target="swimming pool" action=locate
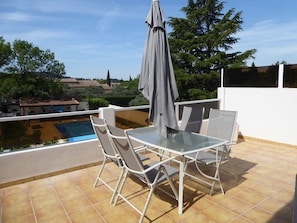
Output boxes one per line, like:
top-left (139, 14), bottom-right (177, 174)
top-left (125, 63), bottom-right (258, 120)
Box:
top-left (55, 121), bottom-right (96, 142)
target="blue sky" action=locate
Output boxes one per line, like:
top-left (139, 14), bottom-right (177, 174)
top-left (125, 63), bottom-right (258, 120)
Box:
top-left (1, 0), bottom-right (297, 80)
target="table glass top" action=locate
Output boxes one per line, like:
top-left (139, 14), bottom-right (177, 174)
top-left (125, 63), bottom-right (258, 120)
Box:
top-left (126, 127), bottom-right (227, 155)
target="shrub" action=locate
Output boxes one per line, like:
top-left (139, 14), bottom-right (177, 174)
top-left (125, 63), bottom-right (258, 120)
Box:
top-left (88, 98), bottom-right (109, 109)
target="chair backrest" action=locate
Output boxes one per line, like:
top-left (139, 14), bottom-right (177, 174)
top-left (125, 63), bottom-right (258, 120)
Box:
top-left (206, 109), bottom-right (237, 143)
top-left (180, 106), bottom-right (204, 133)
top-left (90, 115), bottom-right (116, 157)
top-left (106, 125), bottom-right (144, 173)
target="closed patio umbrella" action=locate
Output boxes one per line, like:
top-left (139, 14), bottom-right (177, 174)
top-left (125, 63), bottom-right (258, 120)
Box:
top-left (139, 0), bottom-right (179, 138)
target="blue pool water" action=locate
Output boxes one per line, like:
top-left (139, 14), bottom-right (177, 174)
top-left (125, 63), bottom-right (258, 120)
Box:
top-left (55, 121), bottom-right (96, 142)
top-left (68, 134), bottom-right (96, 142)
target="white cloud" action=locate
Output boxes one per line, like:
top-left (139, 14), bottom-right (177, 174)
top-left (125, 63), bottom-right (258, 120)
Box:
top-left (237, 20), bottom-right (297, 47)
top-left (3, 30), bottom-right (70, 44)
top-left (232, 19), bottom-right (297, 65)
top-left (0, 12), bottom-right (31, 21)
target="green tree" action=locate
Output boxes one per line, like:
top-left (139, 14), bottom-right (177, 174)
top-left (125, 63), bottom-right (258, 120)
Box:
top-left (0, 74), bottom-right (17, 100)
top-left (0, 36), bottom-right (12, 69)
top-left (106, 70), bottom-right (111, 87)
top-left (7, 39), bottom-right (65, 78)
top-left (120, 76), bottom-right (141, 95)
top-left (168, 0), bottom-right (256, 75)
top-left (0, 38), bottom-right (66, 100)
top-left (166, 0), bottom-right (257, 100)
top-left (274, 60), bottom-right (287, 65)
top-left (107, 83), bottom-right (139, 96)
top-left (88, 98), bottom-right (109, 109)
top-left (129, 94), bottom-right (149, 106)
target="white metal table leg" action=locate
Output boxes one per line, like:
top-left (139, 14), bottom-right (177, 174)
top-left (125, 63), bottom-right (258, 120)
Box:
top-left (178, 157), bottom-right (185, 214)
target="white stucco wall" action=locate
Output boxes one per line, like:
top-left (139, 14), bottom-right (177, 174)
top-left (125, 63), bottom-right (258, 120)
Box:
top-left (0, 139), bottom-right (103, 184)
top-left (218, 87), bottom-right (297, 146)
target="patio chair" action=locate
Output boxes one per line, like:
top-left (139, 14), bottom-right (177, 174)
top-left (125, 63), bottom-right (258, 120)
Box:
top-left (180, 106), bottom-right (204, 133)
top-left (157, 106), bottom-right (205, 159)
top-left (106, 124), bottom-right (179, 223)
top-left (90, 115), bottom-right (149, 202)
top-left (184, 108), bottom-right (238, 195)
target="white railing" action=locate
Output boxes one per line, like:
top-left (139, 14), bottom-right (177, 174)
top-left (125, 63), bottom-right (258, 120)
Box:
top-left (0, 110), bottom-right (102, 185)
top-left (1, 64), bottom-right (296, 186)
top-left (2, 85), bottom-right (295, 186)
top-left (0, 109), bottom-right (99, 122)
top-left (0, 99), bottom-right (219, 185)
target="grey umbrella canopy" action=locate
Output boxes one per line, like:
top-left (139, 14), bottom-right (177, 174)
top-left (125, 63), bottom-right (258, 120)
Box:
top-left (139, 0), bottom-right (179, 138)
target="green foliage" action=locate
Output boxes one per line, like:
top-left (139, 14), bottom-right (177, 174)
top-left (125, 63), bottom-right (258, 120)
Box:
top-left (7, 39), bottom-right (65, 77)
top-left (168, 0), bottom-right (256, 74)
top-left (0, 37), bottom-right (66, 100)
top-left (62, 85), bottom-right (104, 101)
top-left (129, 94), bottom-right (149, 106)
top-left (188, 88), bottom-right (217, 100)
top-left (120, 76), bottom-right (140, 94)
top-left (0, 36), bottom-right (12, 68)
top-left (108, 83), bottom-right (139, 96)
top-left (102, 95), bottom-right (136, 107)
top-left (44, 138), bottom-right (58, 146)
top-left (106, 70), bottom-right (111, 87)
top-left (0, 72), bottom-right (63, 99)
top-left (176, 70), bottom-right (220, 100)
top-left (88, 98), bottom-right (109, 109)
top-left (274, 60), bottom-right (287, 65)
top-left (166, 0), bottom-right (257, 100)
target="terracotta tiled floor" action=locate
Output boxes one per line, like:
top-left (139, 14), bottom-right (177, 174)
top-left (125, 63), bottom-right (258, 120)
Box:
top-left (1, 138), bottom-right (296, 223)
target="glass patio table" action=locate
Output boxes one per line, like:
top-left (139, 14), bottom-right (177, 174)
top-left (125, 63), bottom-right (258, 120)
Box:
top-left (126, 126), bottom-right (228, 214)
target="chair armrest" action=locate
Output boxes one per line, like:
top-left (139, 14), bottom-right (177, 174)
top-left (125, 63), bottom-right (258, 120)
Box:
top-left (126, 157), bottom-right (177, 175)
top-left (142, 157), bottom-right (177, 173)
top-left (134, 145), bottom-right (147, 152)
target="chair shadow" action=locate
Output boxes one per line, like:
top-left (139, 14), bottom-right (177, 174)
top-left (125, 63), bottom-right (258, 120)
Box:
top-left (127, 172), bottom-right (207, 219)
top-left (153, 181), bottom-right (206, 219)
top-left (117, 157), bottom-right (258, 220)
top-left (220, 157), bottom-right (257, 193)
top-left (121, 175), bottom-right (181, 222)
top-left (184, 157), bottom-right (257, 195)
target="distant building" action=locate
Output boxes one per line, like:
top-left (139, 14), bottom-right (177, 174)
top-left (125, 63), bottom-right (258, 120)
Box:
top-left (60, 78), bottom-right (112, 92)
top-left (19, 98), bottom-right (79, 115)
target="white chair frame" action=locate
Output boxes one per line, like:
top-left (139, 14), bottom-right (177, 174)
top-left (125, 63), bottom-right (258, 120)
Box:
top-left (106, 125), bottom-right (179, 223)
top-left (184, 109), bottom-right (238, 195)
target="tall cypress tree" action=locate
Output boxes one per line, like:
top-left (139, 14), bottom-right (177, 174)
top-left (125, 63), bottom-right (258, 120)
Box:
top-left (168, 0), bottom-right (256, 75)
top-left (106, 70), bottom-right (111, 87)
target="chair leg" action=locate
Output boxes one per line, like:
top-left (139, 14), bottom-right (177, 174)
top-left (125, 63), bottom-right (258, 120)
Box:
top-left (110, 167), bottom-right (125, 204)
top-left (209, 178), bottom-right (224, 196)
top-left (113, 170), bottom-right (129, 206)
top-left (93, 157), bottom-right (107, 188)
top-left (212, 165), bottom-right (225, 195)
top-left (209, 181), bottom-right (215, 196)
top-left (193, 160), bottom-right (225, 196)
top-left (139, 186), bottom-right (155, 223)
top-left (219, 180), bottom-right (225, 195)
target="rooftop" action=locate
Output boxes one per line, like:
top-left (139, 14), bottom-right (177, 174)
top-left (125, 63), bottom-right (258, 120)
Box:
top-left (19, 98), bottom-right (79, 107)
top-left (1, 137), bottom-right (295, 223)
top-left (60, 78), bottom-right (112, 90)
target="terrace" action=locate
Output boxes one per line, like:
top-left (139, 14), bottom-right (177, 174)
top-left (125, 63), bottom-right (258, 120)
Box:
top-left (1, 137), bottom-right (295, 223)
top-left (1, 65), bottom-right (297, 222)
